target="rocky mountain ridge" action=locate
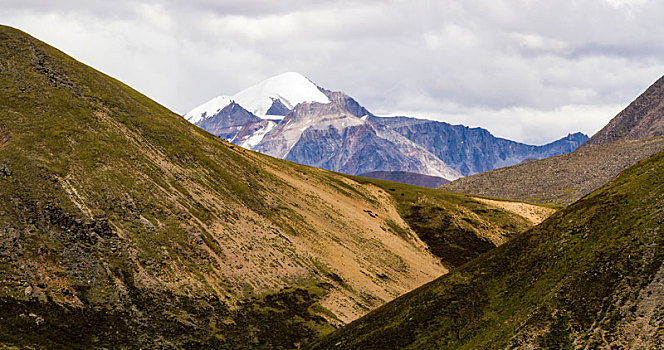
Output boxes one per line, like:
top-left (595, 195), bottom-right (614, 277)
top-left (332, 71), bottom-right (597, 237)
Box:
top-left (185, 73), bottom-right (588, 180)
top-left (584, 75), bottom-right (664, 146)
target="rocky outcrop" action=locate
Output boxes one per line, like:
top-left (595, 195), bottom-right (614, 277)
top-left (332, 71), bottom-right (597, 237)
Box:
top-left (584, 75), bottom-right (664, 146)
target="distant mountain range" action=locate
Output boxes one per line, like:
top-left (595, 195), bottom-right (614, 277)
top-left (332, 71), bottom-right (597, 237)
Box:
top-left (184, 72), bottom-right (588, 180)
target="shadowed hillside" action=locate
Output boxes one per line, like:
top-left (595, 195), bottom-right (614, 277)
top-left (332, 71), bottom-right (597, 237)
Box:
top-left (358, 171), bottom-right (449, 188)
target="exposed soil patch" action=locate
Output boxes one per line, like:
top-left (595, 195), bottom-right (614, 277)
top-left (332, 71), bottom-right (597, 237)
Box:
top-left (473, 198), bottom-right (556, 225)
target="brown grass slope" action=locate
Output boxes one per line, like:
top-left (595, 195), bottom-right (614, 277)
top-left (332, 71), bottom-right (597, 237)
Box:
top-left (0, 26), bottom-right (544, 349)
top-left (343, 176), bottom-right (553, 270)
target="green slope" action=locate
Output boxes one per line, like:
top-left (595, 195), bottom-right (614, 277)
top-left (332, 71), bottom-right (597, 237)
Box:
top-left (0, 25), bottom-right (547, 349)
top-left (315, 149), bottom-right (664, 349)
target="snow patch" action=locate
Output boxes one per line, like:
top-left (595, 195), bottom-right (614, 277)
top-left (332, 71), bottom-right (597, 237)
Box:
top-left (183, 96), bottom-right (231, 124)
top-left (240, 121), bottom-right (277, 149)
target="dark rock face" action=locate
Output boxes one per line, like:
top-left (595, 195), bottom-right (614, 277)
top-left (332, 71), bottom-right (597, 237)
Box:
top-left (196, 101), bottom-right (262, 140)
top-left (585, 75), bottom-right (664, 146)
top-left (369, 116), bottom-right (588, 176)
top-left (266, 98), bottom-right (291, 116)
top-left (285, 124), bottom-right (441, 176)
top-left (358, 171), bottom-right (449, 188)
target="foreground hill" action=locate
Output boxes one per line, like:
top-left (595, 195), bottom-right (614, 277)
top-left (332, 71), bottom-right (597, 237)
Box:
top-left (315, 144), bottom-right (664, 349)
top-left (0, 26), bottom-right (548, 348)
top-left (443, 75), bottom-right (664, 205)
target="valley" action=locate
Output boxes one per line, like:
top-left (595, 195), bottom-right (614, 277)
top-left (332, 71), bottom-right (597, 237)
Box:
top-left (315, 141), bottom-right (664, 349)
top-left (0, 25), bottom-right (552, 349)
top-left (1, 11), bottom-right (663, 349)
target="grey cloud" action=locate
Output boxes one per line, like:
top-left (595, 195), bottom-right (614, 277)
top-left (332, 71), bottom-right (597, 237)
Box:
top-left (1, 0), bottom-right (662, 144)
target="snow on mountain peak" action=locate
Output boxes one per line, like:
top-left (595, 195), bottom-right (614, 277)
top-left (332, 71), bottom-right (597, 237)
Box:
top-left (184, 72), bottom-right (330, 124)
top-left (233, 72), bottom-right (330, 116)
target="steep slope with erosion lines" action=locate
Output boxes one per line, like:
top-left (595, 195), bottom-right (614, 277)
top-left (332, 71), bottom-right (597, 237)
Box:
top-left (0, 26), bottom-right (446, 348)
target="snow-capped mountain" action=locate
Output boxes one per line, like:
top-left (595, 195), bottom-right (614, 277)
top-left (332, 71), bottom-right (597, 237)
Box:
top-left (184, 72), bottom-right (330, 123)
top-left (184, 73), bottom-right (588, 180)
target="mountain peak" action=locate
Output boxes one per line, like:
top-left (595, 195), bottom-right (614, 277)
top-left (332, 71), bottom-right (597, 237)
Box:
top-left (584, 75), bottom-right (664, 146)
top-left (233, 71), bottom-right (330, 115)
top-left (184, 71), bottom-right (330, 123)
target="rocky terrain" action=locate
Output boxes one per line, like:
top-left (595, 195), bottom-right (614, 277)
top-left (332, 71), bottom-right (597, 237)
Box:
top-left (584, 75), bottom-right (664, 146)
top-left (185, 73), bottom-right (587, 181)
top-left (368, 116), bottom-right (588, 176)
top-left (0, 26), bottom-right (551, 349)
top-left (315, 138), bottom-right (664, 350)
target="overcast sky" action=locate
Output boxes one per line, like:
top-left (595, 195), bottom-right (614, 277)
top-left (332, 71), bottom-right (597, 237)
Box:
top-left (2, 0), bottom-right (663, 144)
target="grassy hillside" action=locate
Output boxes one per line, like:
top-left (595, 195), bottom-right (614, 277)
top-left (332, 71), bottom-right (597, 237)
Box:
top-left (443, 136), bottom-right (664, 205)
top-left (315, 148), bottom-right (664, 349)
top-left (0, 26), bottom-right (546, 348)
